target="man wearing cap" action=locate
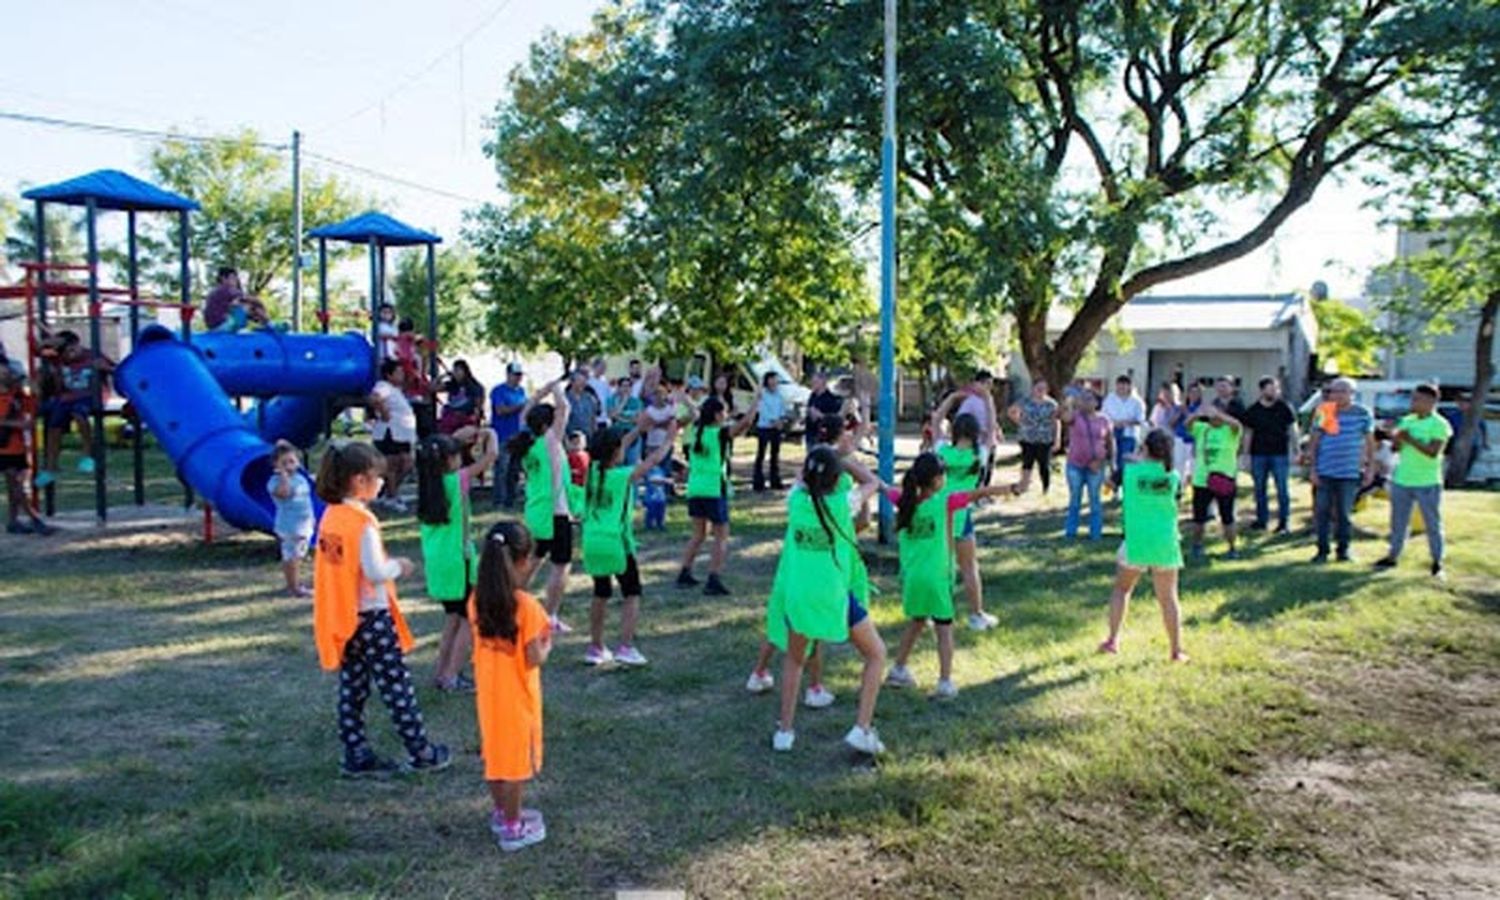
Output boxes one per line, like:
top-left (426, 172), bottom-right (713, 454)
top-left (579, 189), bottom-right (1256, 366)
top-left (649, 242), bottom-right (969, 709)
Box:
top-left (490, 362), bottom-right (528, 508)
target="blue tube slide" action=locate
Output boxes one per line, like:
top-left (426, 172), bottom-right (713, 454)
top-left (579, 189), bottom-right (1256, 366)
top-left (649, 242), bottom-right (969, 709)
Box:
top-left (116, 326), bottom-right (373, 533)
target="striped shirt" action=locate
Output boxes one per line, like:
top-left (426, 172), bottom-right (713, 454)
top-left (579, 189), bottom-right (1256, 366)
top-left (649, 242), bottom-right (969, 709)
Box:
top-left (1314, 403), bottom-right (1373, 478)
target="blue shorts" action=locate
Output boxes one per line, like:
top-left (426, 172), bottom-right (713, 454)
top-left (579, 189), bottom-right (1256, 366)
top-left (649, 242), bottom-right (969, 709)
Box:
top-left (957, 509), bottom-right (976, 542)
top-left (47, 397), bottom-right (95, 429)
top-left (847, 592), bottom-right (869, 627)
top-left (687, 496), bottom-right (728, 525)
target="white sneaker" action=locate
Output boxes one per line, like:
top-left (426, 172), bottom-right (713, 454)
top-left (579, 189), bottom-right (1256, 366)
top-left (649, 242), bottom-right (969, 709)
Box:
top-left (932, 678), bottom-right (958, 700)
top-left (885, 665), bottom-right (916, 689)
top-left (613, 644), bottom-right (648, 667)
top-left (968, 612), bottom-right (999, 631)
top-left (583, 645), bottom-right (613, 666)
top-left (745, 670), bottom-right (775, 693)
top-left (803, 685), bottom-right (836, 709)
top-left (772, 729), bottom-right (795, 752)
top-left (843, 725), bottom-right (886, 755)
top-left (550, 616), bottom-right (574, 635)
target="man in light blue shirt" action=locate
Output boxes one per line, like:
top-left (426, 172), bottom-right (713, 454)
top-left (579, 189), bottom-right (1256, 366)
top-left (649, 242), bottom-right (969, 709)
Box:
top-left (753, 373), bottom-right (788, 491)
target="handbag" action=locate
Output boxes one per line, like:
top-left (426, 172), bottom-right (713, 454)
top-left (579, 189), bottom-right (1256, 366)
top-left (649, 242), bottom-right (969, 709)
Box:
top-left (1207, 471), bottom-right (1236, 499)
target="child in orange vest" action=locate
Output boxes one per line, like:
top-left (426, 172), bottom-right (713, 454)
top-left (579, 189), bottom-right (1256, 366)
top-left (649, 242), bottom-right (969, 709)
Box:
top-left (312, 442), bottom-right (452, 779)
top-left (470, 520), bottom-right (553, 852)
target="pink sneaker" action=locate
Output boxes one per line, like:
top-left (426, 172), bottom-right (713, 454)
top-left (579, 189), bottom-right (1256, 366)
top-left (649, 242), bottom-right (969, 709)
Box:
top-left (490, 809), bottom-right (547, 852)
top-left (1098, 638), bottom-right (1119, 655)
top-left (550, 616), bottom-right (573, 635)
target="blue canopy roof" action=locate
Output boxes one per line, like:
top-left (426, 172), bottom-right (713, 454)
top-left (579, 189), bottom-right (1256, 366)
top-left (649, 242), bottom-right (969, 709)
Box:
top-left (23, 169), bottom-right (199, 213)
top-left (307, 211), bottom-right (442, 247)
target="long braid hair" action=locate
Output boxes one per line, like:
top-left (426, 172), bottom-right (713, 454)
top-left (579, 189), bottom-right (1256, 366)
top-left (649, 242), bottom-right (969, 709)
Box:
top-left (507, 404), bottom-right (554, 460)
top-left (415, 433), bottom-right (460, 525)
top-left (896, 452), bottom-right (946, 533)
top-left (474, 520), bottom-right (536, 642)
top-left (586, 427), bottom-right (623, 510)
top-left (801, 445), bottom-right (850, 566)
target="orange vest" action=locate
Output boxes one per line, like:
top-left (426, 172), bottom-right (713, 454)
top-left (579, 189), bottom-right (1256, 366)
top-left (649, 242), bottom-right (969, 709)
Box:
top-left (312, 502), bottom-right (414, 671)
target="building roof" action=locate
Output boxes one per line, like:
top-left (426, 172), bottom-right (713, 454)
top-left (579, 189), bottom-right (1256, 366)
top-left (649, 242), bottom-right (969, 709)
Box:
top-left (1048, 293), bottom-right (1307, 333)
top-left (307, 211), bottom-right (441, 247)
top-left (23, 169), bottom-right (199, 213)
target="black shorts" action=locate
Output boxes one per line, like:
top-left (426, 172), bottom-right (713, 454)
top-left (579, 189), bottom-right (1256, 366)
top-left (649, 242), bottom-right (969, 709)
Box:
top-left (687, 496), bottom-right (729, 525)
top-left (592, 554), bottom-right (643, 599)
top-left (533, 514), bottom-right (574, 565)
top-left (438, 600), bottom-right (468, 618)
top-left (1019, 441), bottom-right (1052, 472)
top-left (374, 436), bottom-right (412, 457)
top-left (0, 453), bottom-right (26, 473)
top-left (1191, 485), bottom-right (1235, 525)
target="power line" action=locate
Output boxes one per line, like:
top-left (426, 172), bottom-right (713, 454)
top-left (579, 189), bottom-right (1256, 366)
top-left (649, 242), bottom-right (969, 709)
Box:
top-left (322, 0), bottom-right (516, 129)
top-left (0, 109), bottom-right (288, 150)
top-left (303, 151), bottom-right (489, 206)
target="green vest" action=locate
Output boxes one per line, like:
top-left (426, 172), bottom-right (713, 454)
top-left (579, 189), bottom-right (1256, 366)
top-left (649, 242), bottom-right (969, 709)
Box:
top-left (1191, 420), bottom-right (1240, 488)
top-left (898, 490), bottom-right (955, 620)
top-left (522, 437), bottom-right (557, 539)
top-left (1122, 460), bottom-right (1183, 568)
top-left (766, 486), bottom-right (858, 650)
top-left (937, 443), bottom-right (981, 535)
top-left (582, 465), bottom-right (637, 577)
top-left (419, 471), bottom-right (476, 601)
top-left (685, 424), bottom-right (726, 499)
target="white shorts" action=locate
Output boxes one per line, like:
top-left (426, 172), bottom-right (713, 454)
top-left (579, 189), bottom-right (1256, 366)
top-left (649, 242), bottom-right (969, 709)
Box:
top-left (279, 534), bottom-right (311, 562)
top-left (1115, 542), bottom-right (1181, 574)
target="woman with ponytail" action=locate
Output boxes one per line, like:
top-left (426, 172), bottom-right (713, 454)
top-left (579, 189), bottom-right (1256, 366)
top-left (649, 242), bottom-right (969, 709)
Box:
top-left (884, 452), bottom-right (1014, 700)
top-left (676, 392), bottom-right (760, 596)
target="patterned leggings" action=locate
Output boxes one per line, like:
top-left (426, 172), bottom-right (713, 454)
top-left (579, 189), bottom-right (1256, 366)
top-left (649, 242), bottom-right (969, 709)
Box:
top-left (337, 610), bottom-right (431, 760)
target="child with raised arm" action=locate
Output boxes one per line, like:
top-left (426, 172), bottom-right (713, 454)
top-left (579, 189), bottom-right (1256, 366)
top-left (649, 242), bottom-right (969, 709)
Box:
top-left (508, 379), bottom-right (573, 631)
top-left (312, 442), bottom-right (452, 778)
top-left (472, 520), bottom-right (552, 852)
top-left (581, 416), bottom-right (679, 667)
top-left (415, 426), bottom-right (498, 692)
top-left (884, 453), bottom-right (1015, 700)
top-left (930, 391), bottom-right (1000, 630)
top-left (676, 393), bottom-right (760, 596)
top-left (1099, 429), bottom-right (1188, 661)
top-left (268, 439), bottom-right (316, 596)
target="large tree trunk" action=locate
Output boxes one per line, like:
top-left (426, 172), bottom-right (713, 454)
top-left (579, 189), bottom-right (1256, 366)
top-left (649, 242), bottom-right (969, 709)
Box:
top-left (1446, 290), bottom-right (1498, 487)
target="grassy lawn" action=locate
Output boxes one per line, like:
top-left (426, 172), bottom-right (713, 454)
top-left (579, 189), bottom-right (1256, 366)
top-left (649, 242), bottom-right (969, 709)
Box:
top-left (2, 441), bottom-right (1498, 898)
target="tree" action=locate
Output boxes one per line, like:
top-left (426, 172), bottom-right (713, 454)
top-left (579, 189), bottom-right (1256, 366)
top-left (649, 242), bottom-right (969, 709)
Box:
top-left (136, 131), bottom-right (367, 322)
top-left (389, 243), bottom-right (484, 354)
top-left (492, 1), bottom-right (1494, 394)
top-left (1311, 296), bottom-right (1383, 376)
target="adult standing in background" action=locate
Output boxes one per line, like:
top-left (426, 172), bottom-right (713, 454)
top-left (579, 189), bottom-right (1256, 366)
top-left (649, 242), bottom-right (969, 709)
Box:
top-left (1061, 390), bottom-right (1113, 541)
top-left (805, 371), bottom-right (845, 448)
top-left (1150, 383), bottom-right (1190, 483)
top-left (1307, 377), bottom-right (1375, 563)
top-left (489, 362), bottom-right (527, 508)
top-left (1241, 377), bottom-right (1299, 533)
top-left (957, 370), bottom-right (1000, 485)
top-left (753, 371), bottom-right (788, 492)
top-left (712, 372), bottom-right (738, 482)
top-left (1213, 375), bottom-right (1247, 420)
top-left (1102, 375), bottom-right (1146, 490)
top-left (564, 369), bottom-right (601, 439)
top-left (588, 358), bottom-right (614, 429)
top-left (1009, 378), bottom-right (1059, 496)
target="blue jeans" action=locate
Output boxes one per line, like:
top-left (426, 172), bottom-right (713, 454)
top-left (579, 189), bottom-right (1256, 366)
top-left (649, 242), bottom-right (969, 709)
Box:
top-left (491, 443), bottom-right (516, 508)
top-left (1112, 430), bottom-right (1136, 486)
top-left (1065, 463), bottom-right (1104, 539)
top-left (1313, 476), bottom-right (1358, 557)
top-left (1250, 454), bottom-right (1290, 528)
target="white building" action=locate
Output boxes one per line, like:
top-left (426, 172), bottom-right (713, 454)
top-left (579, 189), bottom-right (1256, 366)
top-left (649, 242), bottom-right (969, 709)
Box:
top-left (1375, 227), bottom-right (1500, 388)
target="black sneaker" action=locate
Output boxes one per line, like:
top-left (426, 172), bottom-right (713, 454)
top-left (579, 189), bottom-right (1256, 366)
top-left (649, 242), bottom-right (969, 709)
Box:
top-left (30, 520), bottom-right (57, 536)
top-left (1372, 556), bottom-right (1397, 569)
top-left (1431, 562), bottom-right (1445, 580)
top-left (340, 750), bottom-right (402, 780)
top-left (703, 575), bottom-right (731, 596)
top-left (1273, 524), bottom-right (1290, 535)
top-left (1310, 553), bottom-right (1329, 565)
top-left (6, 520), bottom-right (33, 535)
top-left (676, 569), bottom-right (700, 588)
top-left (406, 743), bottom-right (453, 774)
top-left (1336, 552), bottom-right (1355, 563)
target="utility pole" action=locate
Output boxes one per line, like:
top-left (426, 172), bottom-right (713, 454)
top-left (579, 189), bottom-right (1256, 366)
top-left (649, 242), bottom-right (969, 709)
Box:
top-left (878, 0), bottom-right (898, 543)
top-left (291, 129), bottom-right (303, 332)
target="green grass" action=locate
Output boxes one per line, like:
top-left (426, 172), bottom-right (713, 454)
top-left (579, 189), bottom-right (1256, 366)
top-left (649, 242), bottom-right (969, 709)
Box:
top-left (3, 443), bottom-right (1498, 898)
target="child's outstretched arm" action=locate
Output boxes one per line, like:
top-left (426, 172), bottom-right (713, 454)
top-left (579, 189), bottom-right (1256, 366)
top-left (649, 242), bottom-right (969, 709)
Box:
top-left (929, 391), bottom-right (962, 443)
top-left (631, 419), bottom-right (681, 481)
top-left (729, 391), bottom-right (761, 438)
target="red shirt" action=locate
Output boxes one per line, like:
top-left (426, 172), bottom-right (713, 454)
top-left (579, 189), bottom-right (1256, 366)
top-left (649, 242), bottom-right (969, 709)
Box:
top-left (567, 450), bottom-right (589, 487)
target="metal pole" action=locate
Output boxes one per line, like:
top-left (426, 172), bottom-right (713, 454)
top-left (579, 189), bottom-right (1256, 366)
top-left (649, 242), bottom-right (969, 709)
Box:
top-left (179, 208), bottom-right (194, 509)
top-left (368, 238), bottom-right (380, 373)
top-left (85, 199), bottom-right (106, 525)
top-left (34, 201), bottom-right (54, 517)
top-left (877, 0), bottom-right (898, 543)
top-left (318, 237), bottom-right (329, 334)
top-left (426, 242), bottom-right (438, 384)
top-left (291, 129), bottom-right (303, 332)
top-left (128, 210), bottom-right (144, 505)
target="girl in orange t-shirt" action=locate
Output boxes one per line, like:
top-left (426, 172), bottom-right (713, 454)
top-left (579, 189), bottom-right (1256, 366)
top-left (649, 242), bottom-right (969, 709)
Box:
top-left (470, 520), bottom-right (552, 852)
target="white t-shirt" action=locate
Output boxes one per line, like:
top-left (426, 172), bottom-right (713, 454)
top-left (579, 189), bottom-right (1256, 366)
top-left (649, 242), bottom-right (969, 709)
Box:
top-left (370, 380), bottom-right (417, 444)
top-left (1102, 393), bottom-right (1146, 443)
top-left (957, 390), bottom-right (994, 447)
top-left (644, 403), bottom-right (677, 449)
top-left (588, 376), bottom-right (614, 424)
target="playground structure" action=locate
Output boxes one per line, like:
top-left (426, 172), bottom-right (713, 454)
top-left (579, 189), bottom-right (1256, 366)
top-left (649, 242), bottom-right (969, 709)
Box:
top-left (10, 169), bottom-right (443, 534)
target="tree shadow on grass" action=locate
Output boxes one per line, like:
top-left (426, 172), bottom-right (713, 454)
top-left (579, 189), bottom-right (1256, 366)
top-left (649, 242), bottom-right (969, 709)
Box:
top-left (1196, 559), bottom-right (1378, 624)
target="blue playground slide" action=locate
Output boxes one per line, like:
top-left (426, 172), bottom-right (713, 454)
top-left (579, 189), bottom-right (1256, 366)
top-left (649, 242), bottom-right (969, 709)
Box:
top-left (115, 325), bottom-right (375, 533)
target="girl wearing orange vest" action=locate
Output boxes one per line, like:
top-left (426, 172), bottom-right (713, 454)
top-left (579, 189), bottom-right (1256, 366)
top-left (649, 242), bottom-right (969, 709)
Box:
top-left (470, 520), bottom-right (553, 852)
top-left (313, 442), bottom-right (452, 779)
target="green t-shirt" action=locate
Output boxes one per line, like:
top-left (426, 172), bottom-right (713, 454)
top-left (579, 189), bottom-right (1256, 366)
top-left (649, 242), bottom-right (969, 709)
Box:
top-left (1121, 460), bottom-right (1183, 568)
top-left (419, 470), bottom-right (477, 600)
top-left (685, 424), bottom-right (727, 499)
top-left (937, 443), bottom-right (981, 535)
top-left (1190, 419), bottom-right (1241, 488)
top-left (522, 437), bottom-right (558, 539)
top-left (898, 490), bottom-right (955, 620)
top-left (1393, 412), bottom-right (1452, 487)
top-left (581, 464), bottom-right (637, 576)
top-left (765, 485), bottom-right (859, 650)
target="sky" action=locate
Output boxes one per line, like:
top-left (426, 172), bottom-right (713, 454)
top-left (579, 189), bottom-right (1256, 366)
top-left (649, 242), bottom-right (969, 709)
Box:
top-left (2, 0), bottom-right (1397, 302)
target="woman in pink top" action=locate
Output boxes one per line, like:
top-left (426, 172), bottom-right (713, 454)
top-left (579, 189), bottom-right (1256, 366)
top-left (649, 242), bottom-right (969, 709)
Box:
top-left (1061, 390), bottom-right (1114, 539)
